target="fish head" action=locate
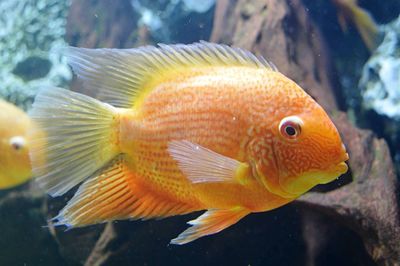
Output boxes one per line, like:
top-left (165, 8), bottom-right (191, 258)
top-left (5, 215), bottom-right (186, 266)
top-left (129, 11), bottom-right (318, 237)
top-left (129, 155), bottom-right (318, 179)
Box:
top-left (0, 134), bottom-right (32, 188)
top-left (272, 104), bottom-right (348, 198)
top-left (0, 101), bottom-right (33, 188)
top-left (247, 91), bottom-right (348, 199)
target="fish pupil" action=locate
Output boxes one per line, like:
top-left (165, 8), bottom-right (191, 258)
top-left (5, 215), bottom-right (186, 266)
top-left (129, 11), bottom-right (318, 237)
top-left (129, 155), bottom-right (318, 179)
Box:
top-left (12, 142), bottom-right (21, 150)
top-left (9, 136), bottom-right (25, 151)
top-left (285, 126), bottom-right (296, 136)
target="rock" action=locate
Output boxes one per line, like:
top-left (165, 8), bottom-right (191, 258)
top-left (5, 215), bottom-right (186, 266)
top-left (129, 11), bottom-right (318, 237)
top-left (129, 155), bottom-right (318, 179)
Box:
top-left (0, 185), bottom-right (68, 265)
top-left (359, 15), bottom-right (400, 121)
top-left (358, 14), bottom-right (400, 186)
top-left (132, 0), bottom-right (215, 44)
top-left (66, 0), bottom-right (139, 49)
top-left (0, 0), bottom-right (71, 110)
top-left (66, 0), bottom-right (215, 50)
top-left (183, 0), bottom-right (215, 13)
top-left (301, 209), bottom-right (376, 266)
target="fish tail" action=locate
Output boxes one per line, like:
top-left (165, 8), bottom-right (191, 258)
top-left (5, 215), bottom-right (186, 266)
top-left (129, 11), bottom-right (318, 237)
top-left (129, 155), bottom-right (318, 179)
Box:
top-left (30, 87), bottom-right (121, 197)
top-left (350, 6), bottom-right (379, 51)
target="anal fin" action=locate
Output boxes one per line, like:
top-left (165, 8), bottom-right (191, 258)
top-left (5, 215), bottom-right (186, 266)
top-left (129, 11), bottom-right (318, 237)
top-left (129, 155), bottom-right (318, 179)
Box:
top-left (170, 207), bottom-right (249, 245)
top-left (53, 155), bottom-right (195, 228)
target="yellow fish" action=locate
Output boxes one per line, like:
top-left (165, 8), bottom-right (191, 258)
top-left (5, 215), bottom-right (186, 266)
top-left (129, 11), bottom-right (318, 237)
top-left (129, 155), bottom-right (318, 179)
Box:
top-left (0, 100), bottom-right (33, 189)
top-left (30, 42), bottom-right (349, 244)
top-left (333, 0), bottom-right (379, 51)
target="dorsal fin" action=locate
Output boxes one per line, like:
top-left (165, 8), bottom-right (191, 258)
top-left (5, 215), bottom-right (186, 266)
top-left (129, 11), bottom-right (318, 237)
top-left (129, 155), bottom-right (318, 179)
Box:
top-left (62, 41), bottom-right (277, 108)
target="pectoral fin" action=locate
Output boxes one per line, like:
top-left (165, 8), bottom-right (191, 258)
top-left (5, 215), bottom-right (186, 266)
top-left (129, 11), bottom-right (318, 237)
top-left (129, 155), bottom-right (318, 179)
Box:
top-left (168, 140), bottom-right (250, 184)
top-left (170, 207), bottom-right (249, 245)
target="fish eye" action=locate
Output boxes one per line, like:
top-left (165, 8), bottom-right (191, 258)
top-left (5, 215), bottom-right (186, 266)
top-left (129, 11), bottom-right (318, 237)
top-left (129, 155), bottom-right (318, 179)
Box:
top-left (279, 116), bottom-right (303, 139)
top-left (9, 136), bottom-right (26, 151)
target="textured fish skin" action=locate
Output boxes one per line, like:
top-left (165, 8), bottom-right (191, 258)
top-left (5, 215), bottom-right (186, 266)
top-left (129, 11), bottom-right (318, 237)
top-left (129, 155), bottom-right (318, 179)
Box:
top-left (121, 67), bottom-right (311, 212)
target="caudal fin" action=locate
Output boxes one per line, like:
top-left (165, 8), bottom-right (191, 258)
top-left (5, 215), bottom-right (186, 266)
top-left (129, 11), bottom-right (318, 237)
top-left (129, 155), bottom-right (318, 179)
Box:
top-left (30, 87), bottom-right (120, 197)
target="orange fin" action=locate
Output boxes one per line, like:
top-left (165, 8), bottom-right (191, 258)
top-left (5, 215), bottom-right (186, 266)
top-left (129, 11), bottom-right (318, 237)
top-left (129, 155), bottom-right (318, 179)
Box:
top-left (53, 155), bottom-right (195, 228)
top-left (351, 7), bottom-right (379, 51)
top-left (335, 0), bottom-right (379, 51)
top-left (170, 207), bottom-right (249, 245)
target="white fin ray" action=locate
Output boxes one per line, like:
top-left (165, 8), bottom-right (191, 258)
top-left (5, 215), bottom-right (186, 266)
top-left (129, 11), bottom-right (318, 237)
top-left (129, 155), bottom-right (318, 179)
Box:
top-left (29, 87), bottom-right (119, 197)
top-left (168, 140), bottom-right (240, 183)
top-left (61, 41), bottom-right (277, 108)
top-left (170, 208), bottom-right (249, 245)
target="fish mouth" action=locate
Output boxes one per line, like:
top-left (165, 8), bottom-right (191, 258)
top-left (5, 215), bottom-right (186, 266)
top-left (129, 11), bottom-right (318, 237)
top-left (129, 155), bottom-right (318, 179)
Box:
top-left (333, 152), bottom-right (349, 174)
top-left (340, 143), bottom-right (349, 162)
top-left (280, 156), bottom-right (349, 196)
top-left (318, 160), bottom-right (348, 185)
top-left (315, 150), bottom-right (349, 185)
top-left (336, 160), bottom-right (348, 174)
top-left (330, 151), bottom-right (349, 177)
top-left (270, 144), bottom-right (350, 198)
top-left (342, 151), bottom-right (349, 162)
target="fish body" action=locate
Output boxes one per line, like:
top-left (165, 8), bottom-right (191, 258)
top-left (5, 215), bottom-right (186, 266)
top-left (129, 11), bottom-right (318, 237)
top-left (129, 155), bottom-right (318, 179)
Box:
top-left (0, 100), bottom-right (33, 189)
top-left (30, 42), bottom-right (348, 244)
top-left (125, 67), bottom-right (298, 210)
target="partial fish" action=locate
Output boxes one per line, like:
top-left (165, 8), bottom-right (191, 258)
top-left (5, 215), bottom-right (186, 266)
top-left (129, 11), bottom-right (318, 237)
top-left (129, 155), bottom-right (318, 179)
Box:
top-left (30, 42), bottom-right (349, 244)
top-left (333, 0), bottom-right (380, 51)
top-left (0, 100), bottom-right (35, 189)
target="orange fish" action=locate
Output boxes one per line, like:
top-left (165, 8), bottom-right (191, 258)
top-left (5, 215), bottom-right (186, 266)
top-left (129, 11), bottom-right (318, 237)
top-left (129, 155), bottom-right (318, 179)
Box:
top-left (0, 99), bottom-right (35, 189)
top-left (30, 42), bottom-right (349, 244)
top-left (332, 0), bottom-right (380, 51)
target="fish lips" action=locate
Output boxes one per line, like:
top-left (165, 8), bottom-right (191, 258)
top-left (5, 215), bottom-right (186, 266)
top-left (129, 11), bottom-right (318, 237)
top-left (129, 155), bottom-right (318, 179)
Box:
top-left (279, 157), bottom-right (349, 196)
